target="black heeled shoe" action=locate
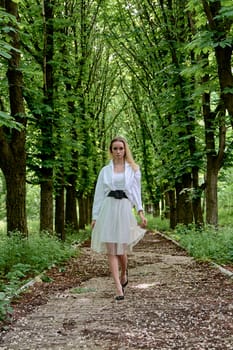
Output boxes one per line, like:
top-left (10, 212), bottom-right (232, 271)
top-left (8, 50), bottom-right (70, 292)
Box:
top-left (122, 279), bottom-right (128, 288)
top-left (115, 286), bottom-right (125, 301)
top-left (121, 270), bottom-right (128, 288)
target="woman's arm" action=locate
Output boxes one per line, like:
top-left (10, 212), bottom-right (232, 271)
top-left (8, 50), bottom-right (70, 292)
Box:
top-left (92, 169), bottom-right (105, 221)
top-left (138, 210), bottom-right (147, 228)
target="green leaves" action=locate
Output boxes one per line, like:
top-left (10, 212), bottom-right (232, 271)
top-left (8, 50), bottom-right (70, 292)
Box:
top-left (0, 41), bottom-right (12, 59)
top-left (0, 8), bottom-right (19, 60)
top-left (0, 111), bottom-right (24, 130)
top-left (186, 31), bottom-right (214, 55)
top-left (215, 3), bottom-right (233, 20)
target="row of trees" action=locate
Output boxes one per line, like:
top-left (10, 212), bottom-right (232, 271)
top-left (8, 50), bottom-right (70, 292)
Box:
top-left (0, 0), bottom-right (232, 237)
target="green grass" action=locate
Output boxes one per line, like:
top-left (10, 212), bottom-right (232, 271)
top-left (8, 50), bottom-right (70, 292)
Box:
top-left (148, 215), bottom-right (170, 232)
top-left (136, 213), bottom-right (170, 233)
top-left (169, 224), bottom-right (233, 265)
top-left (218, 206), bottom-right (233, 227)
top-left (0, 232), bottom-right (76, 280)
top-left (0, 229), bottom-right (89, 321)
top-left (147, 214), bottom-right (233, 265)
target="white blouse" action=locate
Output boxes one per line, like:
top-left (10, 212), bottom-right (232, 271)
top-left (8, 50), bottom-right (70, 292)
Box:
top-left (112, 172), bottom-right (125, 190)
top-left (92, 160), bottom-right (143, 220)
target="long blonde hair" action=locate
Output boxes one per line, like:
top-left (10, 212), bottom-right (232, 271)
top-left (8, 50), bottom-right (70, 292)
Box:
top-left (109, 136), bottom-right (139, 171)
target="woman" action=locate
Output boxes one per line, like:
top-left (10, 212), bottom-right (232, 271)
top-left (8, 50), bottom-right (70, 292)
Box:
top-left (91, 136), bottom-right (147, 300)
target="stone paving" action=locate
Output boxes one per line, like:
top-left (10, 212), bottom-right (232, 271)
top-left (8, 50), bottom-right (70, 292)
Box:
top-left (0, 233), bottom-right (233, 349)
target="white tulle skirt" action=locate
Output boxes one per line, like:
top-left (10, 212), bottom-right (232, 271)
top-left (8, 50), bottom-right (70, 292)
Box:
top-left (91, 197), bottom-right (145, 255)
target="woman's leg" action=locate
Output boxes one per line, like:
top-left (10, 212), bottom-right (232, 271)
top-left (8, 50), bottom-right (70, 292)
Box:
top-left (107, 254), bottom-right (124, 296)
top-left (118, 254), bottom-right (128, 285)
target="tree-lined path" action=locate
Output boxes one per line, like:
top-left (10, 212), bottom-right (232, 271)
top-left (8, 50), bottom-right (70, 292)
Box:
top-left (0, 233), bottom-right (232, 349)
top-left (1, 2), bottom-right (233, 347)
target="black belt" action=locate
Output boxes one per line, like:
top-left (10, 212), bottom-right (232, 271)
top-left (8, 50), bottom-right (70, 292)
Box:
top-left (108, 190), bottom-right (128, 199)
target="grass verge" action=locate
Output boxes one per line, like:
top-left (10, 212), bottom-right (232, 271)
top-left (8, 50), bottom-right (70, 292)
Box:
top-left (168, 224), bottom-right (233, 265)
top-left (0, 229), bottom-right (90, 322)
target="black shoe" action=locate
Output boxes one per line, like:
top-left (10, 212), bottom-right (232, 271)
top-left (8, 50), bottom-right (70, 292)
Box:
top-left (122, 279), bottom-right (128, 288)
top-left (121, 270), bottom-right (128, 288)
top-left (115, 295), bottom-right (124, 301)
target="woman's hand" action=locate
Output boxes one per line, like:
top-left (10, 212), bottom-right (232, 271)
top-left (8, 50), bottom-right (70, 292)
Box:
top-left (138, 211), bottom-right (147, 228)
top-left (91, 220), bottom-right (96, 229)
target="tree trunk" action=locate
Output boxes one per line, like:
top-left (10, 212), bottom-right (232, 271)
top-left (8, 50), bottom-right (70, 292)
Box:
top-left (154, 202), bottom-right (160, 217)
top-left (55, 183), bottom-right (65, 240)
top-left (202, 0), bottom-right (233, 120)
top-left (65, 182), bottom-right (79, 231)
top-left (201, 1), bottom-right (231, 226)
top-left (167, 190), bottom-right (176, 229)
top-left (215, 45), bottom-right (233, 120)
top-left (40, 0), bottom-right (55, 232)
top-left (176, 173), bottom-right (193, 225)
top-left (202, 83), bottom-right (225, 226)
top-left (40, 171), bottom-right (53, 232)
top-left (192, 167), bottom-right (204, 227)
top-left (78, 195), bottom-right (92, 229)
top-left (4, 161), bottom-right (27, 234)
top-left (205, 159), bottom-right (218, 226)
top-left (0, 0), bottom-right (28, 235)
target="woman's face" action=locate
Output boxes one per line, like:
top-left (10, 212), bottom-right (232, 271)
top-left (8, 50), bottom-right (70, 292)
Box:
top-left (111, 141), bottom-right (125, 160)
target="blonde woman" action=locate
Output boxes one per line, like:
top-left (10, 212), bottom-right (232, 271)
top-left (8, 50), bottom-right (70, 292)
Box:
top-left (91, 136), bottom-right (147, 300)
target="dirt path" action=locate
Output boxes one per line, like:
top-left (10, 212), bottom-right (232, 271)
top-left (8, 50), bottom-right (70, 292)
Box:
top-left (0, 232), bottom-right (233, 349)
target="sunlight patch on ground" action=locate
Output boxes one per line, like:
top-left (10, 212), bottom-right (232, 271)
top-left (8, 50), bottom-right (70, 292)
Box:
top-left (134, 282), bottom-right (158, 289)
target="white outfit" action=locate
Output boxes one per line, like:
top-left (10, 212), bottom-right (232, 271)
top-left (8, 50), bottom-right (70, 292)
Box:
top-left (91, 160), bottom-right (145, 255)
